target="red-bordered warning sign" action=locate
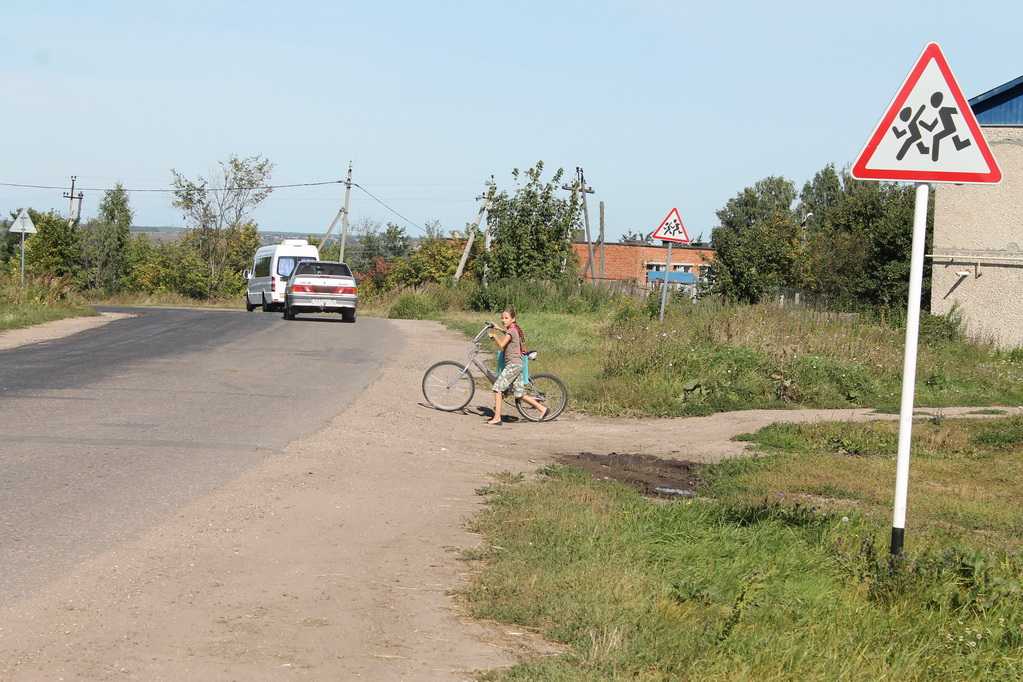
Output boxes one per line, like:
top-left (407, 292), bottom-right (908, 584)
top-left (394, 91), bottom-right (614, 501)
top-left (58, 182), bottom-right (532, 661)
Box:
top-left (651, 207), bottom-right (691, 244)
top-left (852, 43), bottom-right (1000, 184)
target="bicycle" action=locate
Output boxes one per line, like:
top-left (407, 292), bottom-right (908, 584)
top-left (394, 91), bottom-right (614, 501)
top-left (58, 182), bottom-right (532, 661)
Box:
top-left (421, 322), bottom-right (568, 421)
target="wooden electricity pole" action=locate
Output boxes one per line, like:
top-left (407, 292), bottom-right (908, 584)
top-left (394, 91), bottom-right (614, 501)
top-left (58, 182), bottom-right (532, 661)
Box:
top-left (63, 176), bottom-right (83, 224)
top-left (338, 163), bottom-right (353, 263)
top-left (453, 179), bottom-right (495, 283)
top-left (562, 167), bottom-right (596, 280)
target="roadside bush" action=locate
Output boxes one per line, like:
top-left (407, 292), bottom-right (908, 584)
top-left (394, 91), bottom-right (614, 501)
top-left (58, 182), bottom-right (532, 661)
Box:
top-left (388, 291), bottom-right (444, 319)
top-left (919, 306), bottom-right (965, 345)
top-left (469, 279), bottom-right (626, 314)
top-left (1, 273), bottom-right (80, 305)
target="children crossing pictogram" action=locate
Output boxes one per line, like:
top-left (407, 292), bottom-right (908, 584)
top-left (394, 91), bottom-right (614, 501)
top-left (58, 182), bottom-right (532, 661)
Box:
top-left (651, 207), bottom-right (691, 244)
top-left (852, 42), bottom-right (1001, 184)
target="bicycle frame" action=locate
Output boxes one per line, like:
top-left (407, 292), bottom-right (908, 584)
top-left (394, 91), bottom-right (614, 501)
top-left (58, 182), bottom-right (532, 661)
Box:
top-left (462, 323), bottom-right (499, 383)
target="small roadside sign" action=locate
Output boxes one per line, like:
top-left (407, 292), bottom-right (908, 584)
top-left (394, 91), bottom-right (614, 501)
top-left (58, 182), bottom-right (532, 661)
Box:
top-left (652, 208), bottom-right (691, 322)
top-left (9, 209), bottom-right (37, 234)
top-left (651, 207), bottom-right (691, 244)
top-left (852, 42), bottom-right (1001, 184)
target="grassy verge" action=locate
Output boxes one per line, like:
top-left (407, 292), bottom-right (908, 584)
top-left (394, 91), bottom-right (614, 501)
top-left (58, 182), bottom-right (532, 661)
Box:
top-left (0, 301), bottom-right (96, 331)
top-left (370, 282), bottom-right (1023, 416)
top-left (89, 291), bottom-right (244, 309)
top-left (1, 276), bottom-right (95, 332)
top-left (467, 417), bottom-right (1023, 680)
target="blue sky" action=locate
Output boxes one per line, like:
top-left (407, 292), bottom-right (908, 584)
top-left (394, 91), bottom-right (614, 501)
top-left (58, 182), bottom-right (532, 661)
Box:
top-left (2, 1), bottom-right (1021, 240)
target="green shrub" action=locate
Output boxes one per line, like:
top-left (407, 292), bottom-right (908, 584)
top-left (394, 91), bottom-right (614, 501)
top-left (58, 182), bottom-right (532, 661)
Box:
top-left (387, 291), bottom-right (441, 319)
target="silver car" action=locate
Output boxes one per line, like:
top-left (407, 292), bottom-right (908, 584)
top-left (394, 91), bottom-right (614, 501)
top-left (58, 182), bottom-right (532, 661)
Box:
top-left (282, 261), bottom-right (358, 322)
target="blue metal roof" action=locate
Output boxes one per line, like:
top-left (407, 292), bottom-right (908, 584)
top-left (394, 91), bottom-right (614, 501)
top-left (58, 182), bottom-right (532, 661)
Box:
top-left (646, 271), bottom-right (697, 284)
top-left (970, 74), bottom-right (1023, 126)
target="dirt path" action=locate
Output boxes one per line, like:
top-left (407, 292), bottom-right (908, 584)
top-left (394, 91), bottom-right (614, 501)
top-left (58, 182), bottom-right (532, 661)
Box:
top-left (1, 319), bottom-right (1018, 681)
top-left (0, 312), bottom-right (133, 351)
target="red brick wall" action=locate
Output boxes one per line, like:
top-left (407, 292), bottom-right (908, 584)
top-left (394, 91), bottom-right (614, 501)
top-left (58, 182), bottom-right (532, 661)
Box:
top-left (571, 243), bottom-right (715, 283)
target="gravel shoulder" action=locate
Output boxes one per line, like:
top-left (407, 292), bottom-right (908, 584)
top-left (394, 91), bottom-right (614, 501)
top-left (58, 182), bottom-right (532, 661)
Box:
top-left (0, 312), bottom-right (132, 351)
top-left (2, 318), bottom-right (1018, 681)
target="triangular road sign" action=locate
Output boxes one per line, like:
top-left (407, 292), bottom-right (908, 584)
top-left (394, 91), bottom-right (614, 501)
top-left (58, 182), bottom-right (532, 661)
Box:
top-left (651, 207), bottom-right (691, 244)
top-left (852, 42), bottom-right (1000, 184)
top-left (9, 209), bottom-right (37, 234)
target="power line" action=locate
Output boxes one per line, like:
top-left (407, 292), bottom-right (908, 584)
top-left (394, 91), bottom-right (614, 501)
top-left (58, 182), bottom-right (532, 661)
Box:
top-left (352, 183), bottom-right (425, 233)
top-left (0, 179), bottom-right (342, 193)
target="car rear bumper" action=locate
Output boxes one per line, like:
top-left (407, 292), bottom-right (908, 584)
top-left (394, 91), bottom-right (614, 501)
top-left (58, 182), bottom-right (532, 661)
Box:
top-left (287, 294), bottom-right (357, 311)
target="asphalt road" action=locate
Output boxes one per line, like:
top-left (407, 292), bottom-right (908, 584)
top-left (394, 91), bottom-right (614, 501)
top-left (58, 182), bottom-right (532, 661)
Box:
top-left (0, 306), bottom-right (402, 603)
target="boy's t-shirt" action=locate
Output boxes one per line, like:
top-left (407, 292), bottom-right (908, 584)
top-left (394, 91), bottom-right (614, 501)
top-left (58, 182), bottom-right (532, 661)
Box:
top-left (504, 325), bottom-right (523, 366)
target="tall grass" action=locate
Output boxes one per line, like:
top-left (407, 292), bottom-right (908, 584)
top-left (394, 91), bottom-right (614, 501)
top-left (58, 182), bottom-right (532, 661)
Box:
top-left (0, 274), bottom-right (95, 331)
top-left (596, 300), bottom-right (1023, 415)
top-left (372, 279), bottom-right (1023, 416)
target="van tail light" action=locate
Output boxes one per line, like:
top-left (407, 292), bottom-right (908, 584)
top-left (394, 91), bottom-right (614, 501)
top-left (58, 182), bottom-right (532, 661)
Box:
top-left (271, 276), bottom-right (277, 292)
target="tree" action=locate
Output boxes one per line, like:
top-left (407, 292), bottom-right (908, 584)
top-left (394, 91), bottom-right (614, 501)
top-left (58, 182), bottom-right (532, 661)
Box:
top-left (709, 176), bottom-right (801, 302)
top-left (171, 155), bottom-right (273, 299)
top-left (387, 237), bottom-right (464, 288)
top-left (23, 209), bottom-right (82, 281)
top-left (382, 223), bottom-right (411, 259)
top-left (482, 162), bottom-right (581, 281)
top-left (621, 229), bottom-right (652, 245)
top-left (81, 184), bottom-right (133, 292)
top-left (797, 167), bottom-right (932, 309)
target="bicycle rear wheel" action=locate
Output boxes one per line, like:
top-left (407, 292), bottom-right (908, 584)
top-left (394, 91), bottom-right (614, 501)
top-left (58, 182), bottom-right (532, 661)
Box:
top-left (516, 373), bottom-right (568, 422)
top-left (422, 361), bottom-right (476, 412)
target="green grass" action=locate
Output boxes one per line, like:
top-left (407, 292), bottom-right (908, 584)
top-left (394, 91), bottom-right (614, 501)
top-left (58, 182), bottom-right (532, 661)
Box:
top-left (369, 281), bottom-right (1023, 417)
top-left (0, 301), bottom-right (96, 331)
top-left (466, 417), bottom-right (1023, 680)
top-left (1, 275), bottom-right (95, 331)
top-left (88, 291), bottom-right (244, 309)
top-left (431, 296), bottom-right (1023, 417)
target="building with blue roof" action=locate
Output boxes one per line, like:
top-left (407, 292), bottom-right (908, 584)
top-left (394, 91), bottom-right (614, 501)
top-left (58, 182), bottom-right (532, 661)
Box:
top-left (930, 74), bottom-right (1023, 347)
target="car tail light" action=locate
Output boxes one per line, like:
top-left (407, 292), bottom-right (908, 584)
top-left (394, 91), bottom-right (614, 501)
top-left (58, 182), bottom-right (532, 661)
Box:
top-left (291, 283), bottom-right (357, 294)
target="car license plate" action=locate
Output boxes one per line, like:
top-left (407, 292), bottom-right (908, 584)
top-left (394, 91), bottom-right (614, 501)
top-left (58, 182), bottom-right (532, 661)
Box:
top-left (313, 299), bottom-right (332, 307)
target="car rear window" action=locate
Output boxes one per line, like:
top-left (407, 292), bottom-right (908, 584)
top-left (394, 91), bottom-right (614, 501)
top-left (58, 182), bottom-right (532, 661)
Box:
top-left (294, 262), bottom-right (353, 277)
top-left (277, 256), bottom-right (316, 278)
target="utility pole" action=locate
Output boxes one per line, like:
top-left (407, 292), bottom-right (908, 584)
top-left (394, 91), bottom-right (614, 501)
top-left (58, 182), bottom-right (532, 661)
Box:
top-left (339, 162), bottom-right (353, 263)
top-left (598, 200), bottom-right (606, 279)
top-left (321, 162), bottom-right (352, 261)
top-left (454, 179), bottom-right (495, 283)
top-left (562, 167), bottom-right (596, 280)
top-left (63, 176), bottom-right (83, 224)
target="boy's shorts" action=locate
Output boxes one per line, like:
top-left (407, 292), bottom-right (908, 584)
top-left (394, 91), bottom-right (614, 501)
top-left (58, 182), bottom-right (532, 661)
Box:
top-left (493, 363), bottom-right (525, 398)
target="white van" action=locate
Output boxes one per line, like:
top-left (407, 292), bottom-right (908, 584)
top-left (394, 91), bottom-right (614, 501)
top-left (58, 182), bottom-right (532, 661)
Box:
top-left (245, 239), bottom-right (320, 312)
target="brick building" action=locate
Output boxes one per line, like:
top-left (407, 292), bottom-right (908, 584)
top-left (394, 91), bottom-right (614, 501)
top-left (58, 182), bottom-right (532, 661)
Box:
top-left (571, 242), bottom-right (715, 287)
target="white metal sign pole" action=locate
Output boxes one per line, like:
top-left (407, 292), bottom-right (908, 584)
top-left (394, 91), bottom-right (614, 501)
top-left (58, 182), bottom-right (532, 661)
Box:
top-left (20, 231), bottom-right (26, 285)
top-left (890, 181), bottom-right (930, 556)
top-left (658, 241), bottom-right (673, 322)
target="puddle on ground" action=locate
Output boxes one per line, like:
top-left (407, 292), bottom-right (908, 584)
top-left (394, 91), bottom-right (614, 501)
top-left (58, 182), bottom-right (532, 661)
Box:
top-left (557, 452), bottom-right (702, 499)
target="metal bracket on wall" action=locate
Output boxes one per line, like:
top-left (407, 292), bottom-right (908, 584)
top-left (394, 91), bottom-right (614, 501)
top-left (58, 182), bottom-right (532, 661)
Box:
top-left (927, 253), bottom-right (1023, 277)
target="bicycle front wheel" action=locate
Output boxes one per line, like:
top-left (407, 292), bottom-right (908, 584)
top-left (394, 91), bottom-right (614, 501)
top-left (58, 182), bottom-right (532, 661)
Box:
top-left (422, 361), bottom-right (476, 412)
top-left (516, 373), bottom-right (568, 422)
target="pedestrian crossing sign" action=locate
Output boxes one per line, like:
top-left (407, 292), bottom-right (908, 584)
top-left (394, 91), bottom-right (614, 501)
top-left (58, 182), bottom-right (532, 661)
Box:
top-left (651, 207), bottom-right (691, 244)
top-left (852, 42), bottom-right (1001, 184)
